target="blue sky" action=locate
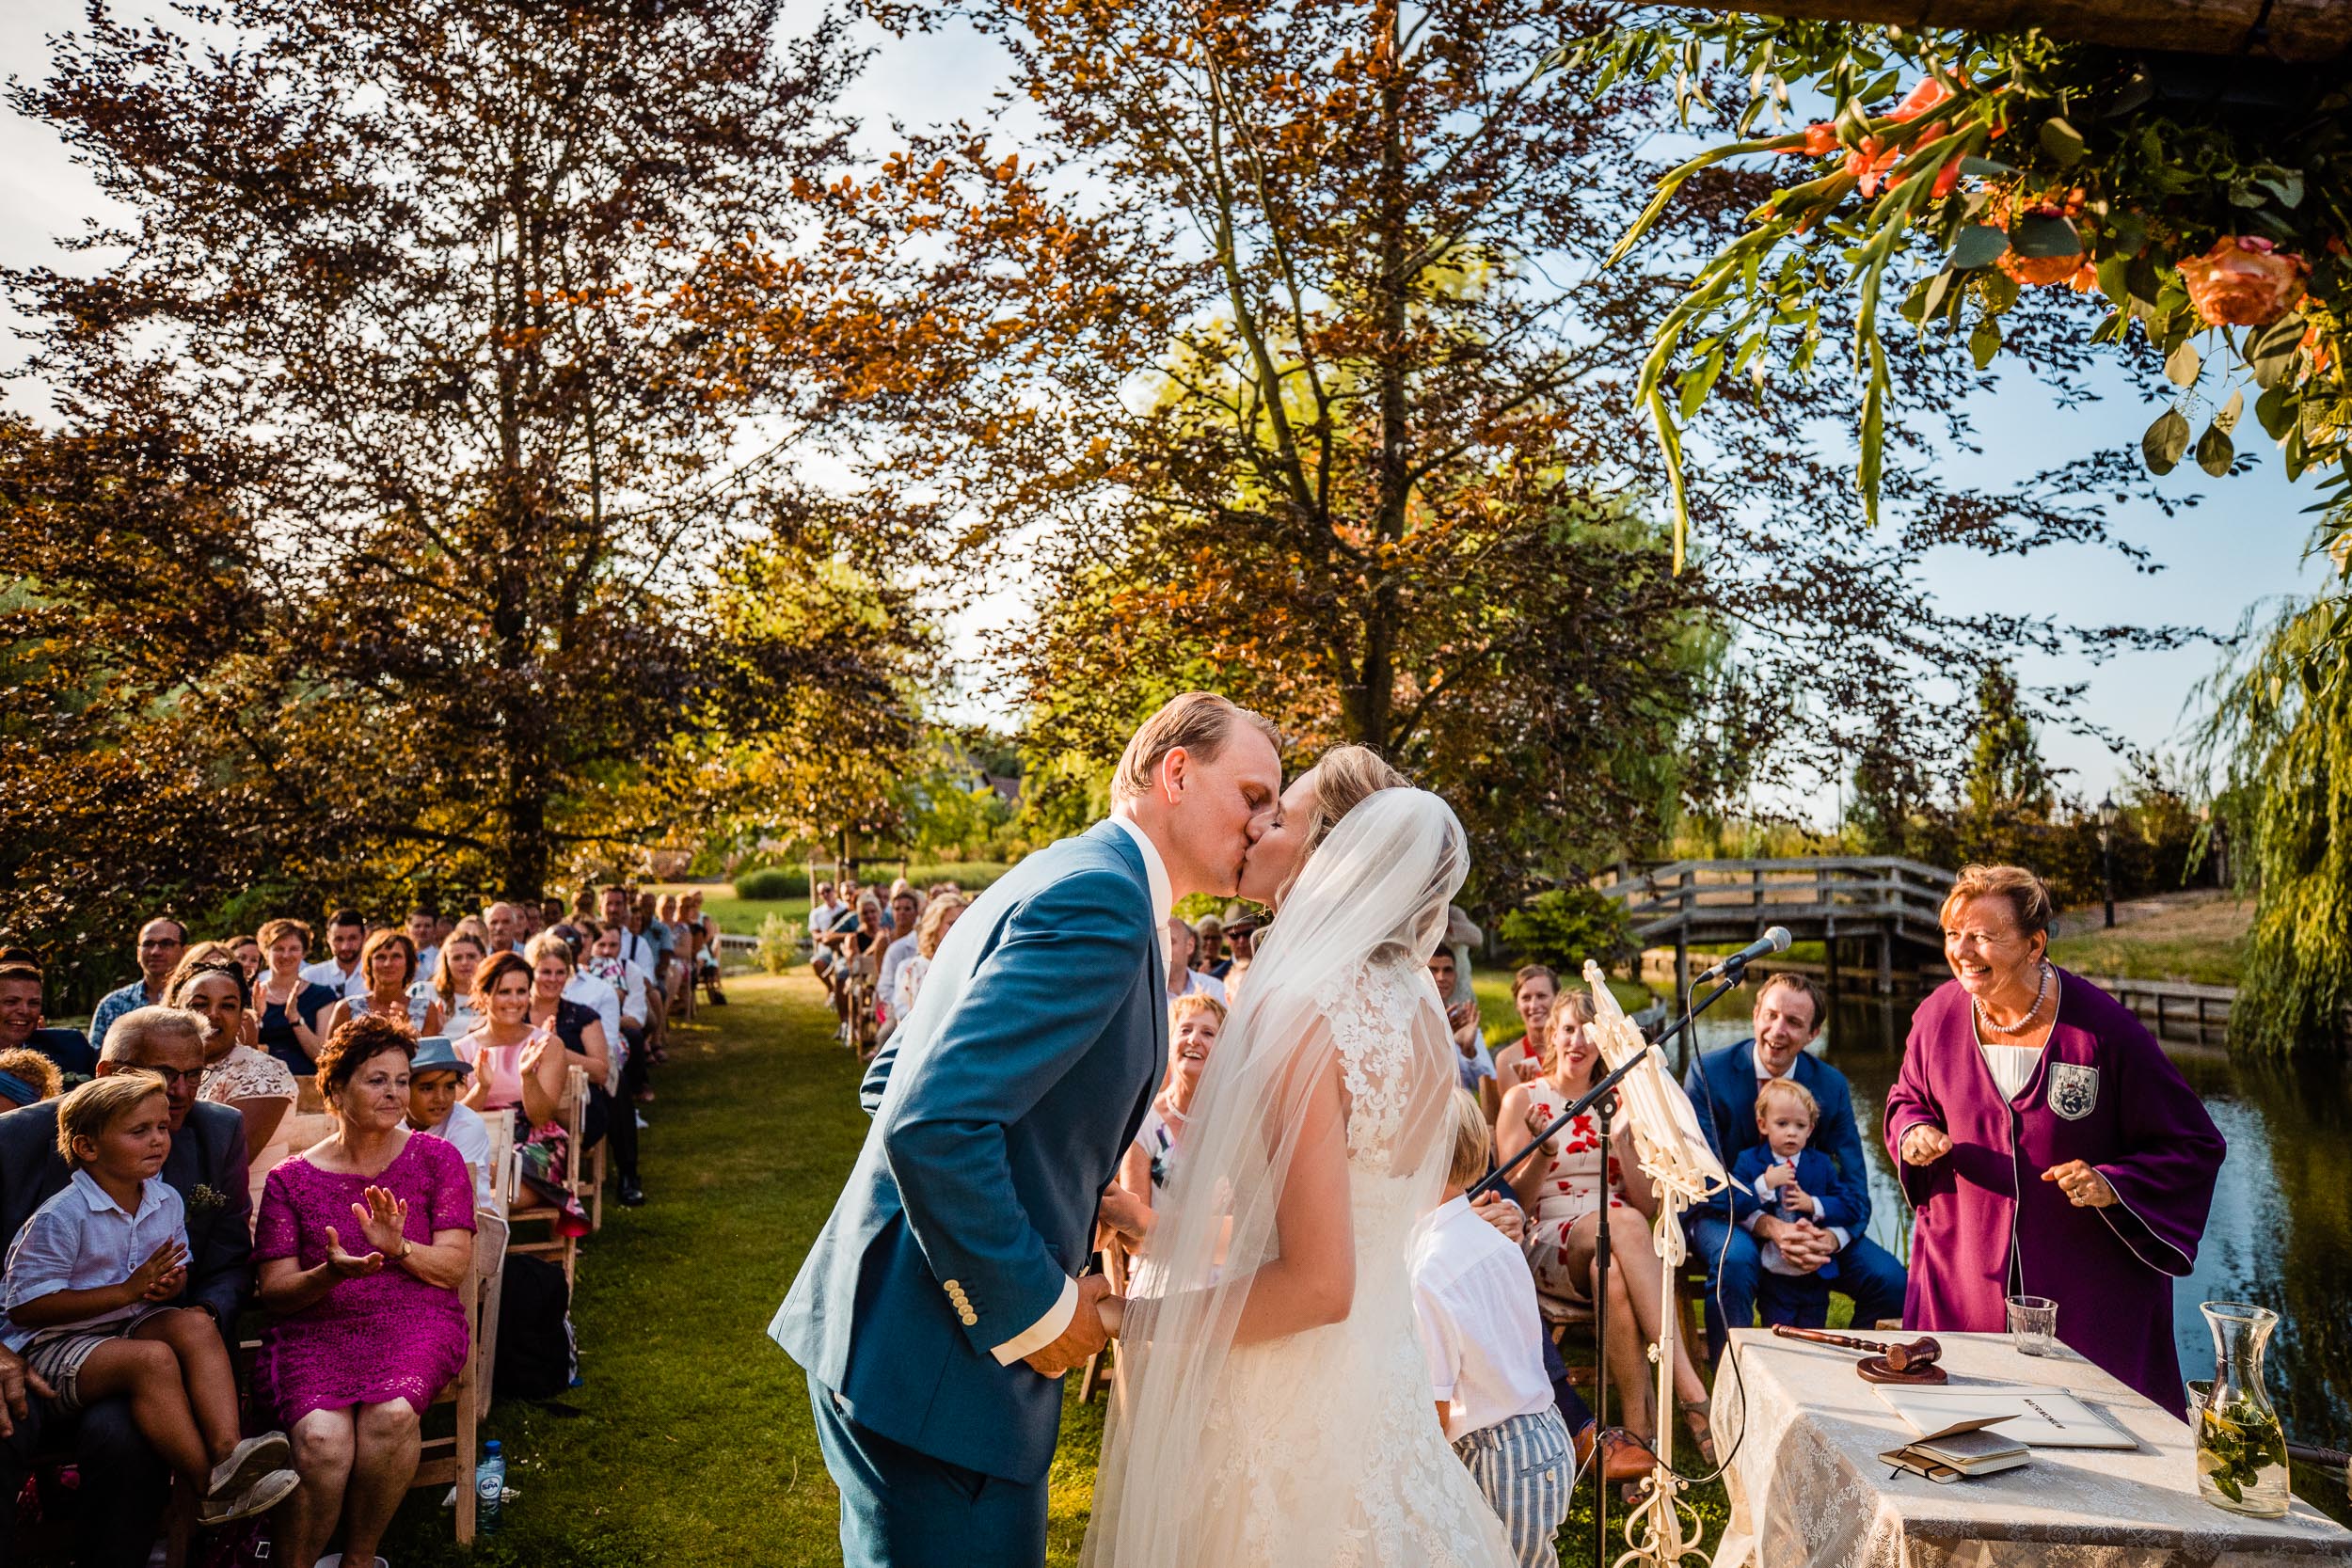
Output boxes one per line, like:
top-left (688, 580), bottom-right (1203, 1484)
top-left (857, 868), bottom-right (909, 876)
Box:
top-left (3, 4), bottom-right (2323, 810)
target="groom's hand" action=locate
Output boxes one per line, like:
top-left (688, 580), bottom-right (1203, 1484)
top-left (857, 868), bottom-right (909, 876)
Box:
top-left (1022, 1274), bottom-right (1114, 1377)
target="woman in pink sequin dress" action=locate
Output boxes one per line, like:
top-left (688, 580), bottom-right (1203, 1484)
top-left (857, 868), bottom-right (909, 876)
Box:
top-left (1492, 991), bottom-right (1711, 1454)
top-left (254, 1015), bottom-right (477, 1568)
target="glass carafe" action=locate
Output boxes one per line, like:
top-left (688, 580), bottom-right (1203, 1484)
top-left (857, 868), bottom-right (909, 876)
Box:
top-left (2192, 1301), bottom-right (2290, 1517)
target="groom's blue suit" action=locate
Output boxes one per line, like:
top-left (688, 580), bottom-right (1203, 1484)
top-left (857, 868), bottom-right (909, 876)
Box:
top-left (771, 820), bottom-right (1167, 1567)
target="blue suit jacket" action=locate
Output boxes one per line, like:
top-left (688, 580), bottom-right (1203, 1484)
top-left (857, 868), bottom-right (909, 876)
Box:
top-left (1682, 1039), bottom-right (1870, 1236)
top-left (771, 822), bottom-right (1165, 1483)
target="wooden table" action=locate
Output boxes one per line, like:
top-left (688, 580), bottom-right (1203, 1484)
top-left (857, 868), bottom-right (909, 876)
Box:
top-left (1710, 1330), bottom-right (2352, 1568)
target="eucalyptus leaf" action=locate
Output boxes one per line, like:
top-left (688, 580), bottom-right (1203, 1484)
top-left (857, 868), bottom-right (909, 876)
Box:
top-left (2010, 214), bottom-right (2083, 260)
top-left (2257, 171), bottom-right (2306, 209)
top-left (2108, 213), bottom-right (2149, 259)
top-left (2197, 422), bottom-right (2235, 477)
top-left (2257, 383), bottom-right (2296, 441)
top-left (2096, 255), bottom-right (2133, 307)
top-left (1921, 268), bottom-right (1954, 323)
top-left (2229, 180), bottom-right (2266, 209)
top-left (1678, 348), bottom-right (1725, 421)
top-left (2038, 117), bottom-right (2087, 166)
top-left (1949, 224), bottom-right (2011, 270)
top-left (1969, 313), bottom-right (2002, 369)
top-left (1979, 269), bottom-right (2021, 313)
top-left (1959, 156), bottom-right (2014, 178)
top-left (2216, 387), bottom-right (2246, 435)
top-left (2143, 407), bottom-right (2190, 475)
top-left (2166, 341), bottom-right (2202, 388)
top-left (2249, 315), bottom-right (2305, 389)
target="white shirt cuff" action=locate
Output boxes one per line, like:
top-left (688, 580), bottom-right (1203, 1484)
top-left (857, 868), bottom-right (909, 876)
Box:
top-left (1828, 1226), bottom-right (1850, 1250)
top-left (991, 1276), bottom-right (1078, 1367)
top-left (1739, 1210), bottom-right (1764, 1233)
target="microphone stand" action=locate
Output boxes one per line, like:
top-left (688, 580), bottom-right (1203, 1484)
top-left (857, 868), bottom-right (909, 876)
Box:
top-left (1470, 962), bottom-right (1753, 1566)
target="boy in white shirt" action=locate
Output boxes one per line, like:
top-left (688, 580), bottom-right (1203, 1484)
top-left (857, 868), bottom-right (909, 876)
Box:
top-left (1411, 1091), bottom-right (1576, 1568)
top-left (4, 1075), bottom-right (298, 1526)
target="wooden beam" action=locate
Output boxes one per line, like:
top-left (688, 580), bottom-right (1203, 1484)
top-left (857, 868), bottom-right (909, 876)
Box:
top-left (1645, 1), bottom-right (2350, 62)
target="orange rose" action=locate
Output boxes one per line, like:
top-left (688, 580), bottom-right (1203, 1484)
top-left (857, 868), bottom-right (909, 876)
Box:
top-left (2179, 235), bottom-right (2309, 326)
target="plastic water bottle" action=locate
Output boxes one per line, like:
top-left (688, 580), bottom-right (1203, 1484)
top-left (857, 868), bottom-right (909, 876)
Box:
top-left (476, 1440), bottom-right (505, 1534)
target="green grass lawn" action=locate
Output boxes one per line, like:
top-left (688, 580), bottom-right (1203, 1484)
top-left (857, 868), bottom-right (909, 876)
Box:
top-left (2047, 893), bottom-right (2253, 989)
top-left (378, 972), bottom-right (1727, 1567)
top-left (1471, 970), bottom-right (1657, 1047)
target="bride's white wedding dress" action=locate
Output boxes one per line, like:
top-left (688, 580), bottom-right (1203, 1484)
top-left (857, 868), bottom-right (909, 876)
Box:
top-left (1084, 789), bottom-right (1518, 1568)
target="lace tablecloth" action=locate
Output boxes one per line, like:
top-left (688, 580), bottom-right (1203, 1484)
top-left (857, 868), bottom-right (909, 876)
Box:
top-left (1710, 1330), bottom-right (2352, 1568)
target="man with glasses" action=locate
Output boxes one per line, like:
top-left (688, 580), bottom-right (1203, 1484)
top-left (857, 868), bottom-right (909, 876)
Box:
top-left (87, 916), bottom-right (187, 1052)
top-left (0, 1005), bottom-right (253, 1566)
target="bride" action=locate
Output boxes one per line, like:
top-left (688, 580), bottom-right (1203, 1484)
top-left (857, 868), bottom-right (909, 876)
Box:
top-left (1086, 748), bottom-right (1518, 1568)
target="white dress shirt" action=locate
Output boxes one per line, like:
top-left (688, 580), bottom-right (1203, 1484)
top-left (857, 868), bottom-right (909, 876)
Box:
top-left (992, 812), bottom-right (1176, 1369)
top-left (299, 958), bottom-right (366, 1000)
top-left (1411, 1195), bottom-right (1557, 1443)
top-left (878, 935), bottom-right (920, 1023)
top-left (564, 972), bottom-right (625, 1091)
top-left (424, 1102), bottom-right (498, 1212)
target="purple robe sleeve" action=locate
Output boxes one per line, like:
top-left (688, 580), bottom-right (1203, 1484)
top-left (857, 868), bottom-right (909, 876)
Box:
top-left (2088, 1011), bottom-right (2224, 1277)
top-left (1883, 1005), bottom-right (1948, 1206)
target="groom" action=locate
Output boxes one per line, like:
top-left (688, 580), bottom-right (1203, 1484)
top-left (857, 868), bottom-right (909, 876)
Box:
top-left (771, 692), bottom-right (1283, 1568)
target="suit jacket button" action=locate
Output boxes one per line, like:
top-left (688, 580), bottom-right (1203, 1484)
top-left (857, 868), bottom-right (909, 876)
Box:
top-left (944, 1279), bottom-right (961, 1292)
top-left (961, 1310), bottom-right (978, 1325)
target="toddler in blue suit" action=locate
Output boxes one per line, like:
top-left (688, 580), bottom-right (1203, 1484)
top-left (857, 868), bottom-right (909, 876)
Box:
top-left (1729, 1078), bottom-right (1838, 1330)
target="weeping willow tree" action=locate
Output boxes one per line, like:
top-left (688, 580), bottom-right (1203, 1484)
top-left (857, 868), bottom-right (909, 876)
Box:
top-left (2201, 594), bottom-right (2352, 1054)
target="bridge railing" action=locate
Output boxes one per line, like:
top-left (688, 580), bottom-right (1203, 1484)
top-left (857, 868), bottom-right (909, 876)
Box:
top-left (1598, 856), bottom-right (1957, 948)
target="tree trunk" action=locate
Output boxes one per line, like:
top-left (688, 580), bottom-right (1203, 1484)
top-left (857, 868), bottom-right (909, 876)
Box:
top-left (1645, 0), bottom-right (2348, 63)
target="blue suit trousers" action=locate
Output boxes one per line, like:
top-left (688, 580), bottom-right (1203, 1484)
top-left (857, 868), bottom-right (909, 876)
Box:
top-left (810, 1372), bottom-right (1048, 1568)
top-left (1688, 1216), bottom-right (1907, 1360)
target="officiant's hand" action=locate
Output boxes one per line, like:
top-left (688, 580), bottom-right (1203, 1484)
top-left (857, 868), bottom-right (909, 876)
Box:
top-left (1900, 1124), bottom-right (1952, 1166)
top-left (2042, 1160), bottom-right (2116, 1208)
top-left (1023, 1274), bottom-right (1115, 1377)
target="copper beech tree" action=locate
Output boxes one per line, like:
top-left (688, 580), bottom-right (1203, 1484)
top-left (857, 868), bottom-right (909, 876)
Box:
top-left (689, 0), bottom-right (2185, 887)
top-left (1, 0), bottom-right (930, 964)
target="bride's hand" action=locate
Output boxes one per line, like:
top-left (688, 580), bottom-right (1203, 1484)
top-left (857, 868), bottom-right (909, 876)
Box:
top-left (1097, 1183), bottom-right (1153, 1243)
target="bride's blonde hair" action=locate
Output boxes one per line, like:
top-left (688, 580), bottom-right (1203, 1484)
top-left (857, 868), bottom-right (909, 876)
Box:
top-left (1276, 744), bottom-right (1410, 905)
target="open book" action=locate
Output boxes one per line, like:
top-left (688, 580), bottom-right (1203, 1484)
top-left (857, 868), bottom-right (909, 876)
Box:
top-left (1875, 1385), bottom-right (2137, 1450)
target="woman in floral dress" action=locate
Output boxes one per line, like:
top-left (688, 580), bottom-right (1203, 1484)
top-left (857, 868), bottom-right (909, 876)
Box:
top-left (1492, 991), bottom-right (1711, 1455)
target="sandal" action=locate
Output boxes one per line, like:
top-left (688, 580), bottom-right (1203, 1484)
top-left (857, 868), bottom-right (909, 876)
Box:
top-left (1677, 1398), bottom-right (1718, 1468)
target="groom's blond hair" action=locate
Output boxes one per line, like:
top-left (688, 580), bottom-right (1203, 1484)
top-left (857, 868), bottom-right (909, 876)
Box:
top-left (1111, 693), bottom-right (1280, 806)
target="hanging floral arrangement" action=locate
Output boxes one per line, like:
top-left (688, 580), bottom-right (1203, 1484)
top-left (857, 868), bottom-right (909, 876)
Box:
top-left (1570, 19), bottom-right (2352, 566)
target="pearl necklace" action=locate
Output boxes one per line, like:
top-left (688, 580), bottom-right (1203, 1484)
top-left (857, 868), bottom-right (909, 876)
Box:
top-left (1974, 961), bottom-right (2051, 1037)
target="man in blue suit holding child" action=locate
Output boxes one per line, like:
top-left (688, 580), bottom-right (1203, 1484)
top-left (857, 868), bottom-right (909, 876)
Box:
top-left (1681, 973), bottom-right (1907, 1358)
top-left (772, 692), bottom-right (1284, 1568)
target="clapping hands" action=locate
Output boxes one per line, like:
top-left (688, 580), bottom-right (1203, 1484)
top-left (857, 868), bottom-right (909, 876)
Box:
top-left (127, 1238), bottom-right (187, 1304)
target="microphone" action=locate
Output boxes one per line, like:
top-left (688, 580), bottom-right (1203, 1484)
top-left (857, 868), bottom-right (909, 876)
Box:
top-left (1694, 927), bottom-right (1792, 985)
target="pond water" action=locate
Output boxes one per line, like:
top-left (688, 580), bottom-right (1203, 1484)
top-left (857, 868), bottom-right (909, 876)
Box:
top-left (1671, 981), bottom-right (2352, 1518)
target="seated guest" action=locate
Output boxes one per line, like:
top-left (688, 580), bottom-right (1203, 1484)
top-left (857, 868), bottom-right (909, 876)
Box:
top-left (1729, 1078), bottom-right (1839, 1330)
top-left (255, 919), bottom-right (341, 1076)
top-left (230, 935), bottom-right (264, 987)
top-left (253, 1015), bottom-right (476, 1568)
top-left (1888, 863), bottom-right (2224, 1417)
top-left (404, 1037), bottom-right (496, 1212)
top-left (890, 894), bottom-right (963, 1027)
top-left (3, 1074), bottom-right (298, 1527)
top-left (482, 901), bottom-right (522, 957)
top-left (167, 951), bottom-right (297, 1193)
top-left (1682, 974), bottom-right (1906, 1361)
top-left (1488, 965), bottom-right (1557, 1099)
top-left (1428, 947), bottom-right (1495, 1115)
top-left (1100, 992), bottom-right (1226, 1275)
top-left (297, 908), bottom-right (369, 998)
top-left (405, 907), bottom-right (441, 987)
top-left (876, 886), bottom-right (925, 1029)
top-left (1192, 912), bottom-right (1231, 979)
top-left (1413, 1091), bottom-right (1574, 1568)
top-left (321, 929), bottom-right (442, 1039)
top-left (0, 1005), bottom-right (253, 1568)
top-left (1162, 916), bottom-right (1225, 1004)
top-left (584, 923), bottom-right (649, 1207)
top-left (525, 936), bottom-right (611, 1147)
top-left (1497, 996), bottom-right (1710, 1456)
top-left (88, 917), bottom-right (187, 1051)
top-left (0, 962), bottom-right (96, 1078)
top-left (454, 952), bottom-right (570, 1131)
top-left (0, 1050), bottom-right (62, 1111)
top-left (431, 924), bottom-right (491, 1041)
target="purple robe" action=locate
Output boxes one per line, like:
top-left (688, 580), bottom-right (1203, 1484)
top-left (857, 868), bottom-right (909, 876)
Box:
top-left (1883, 971), bottom-right (2224, 1418)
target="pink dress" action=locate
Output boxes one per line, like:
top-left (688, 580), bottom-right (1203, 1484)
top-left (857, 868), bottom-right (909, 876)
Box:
top-left (1519, 1076), bottom-right (1627, 1307)
top-left (251, 1132), bottom-right (476, 1422)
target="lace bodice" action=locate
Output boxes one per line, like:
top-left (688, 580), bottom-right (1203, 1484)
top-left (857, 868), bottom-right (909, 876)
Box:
top-left (1316, 954), bottom-right (1434, 1176)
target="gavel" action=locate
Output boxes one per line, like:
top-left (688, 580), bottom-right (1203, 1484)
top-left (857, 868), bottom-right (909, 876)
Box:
top-left (1771, 1324), bottom-right (1944, 1372)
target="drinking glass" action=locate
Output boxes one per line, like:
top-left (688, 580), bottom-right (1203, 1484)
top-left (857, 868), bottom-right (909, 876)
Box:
top-left (2006, 1294), bottom-right (2058, 1355)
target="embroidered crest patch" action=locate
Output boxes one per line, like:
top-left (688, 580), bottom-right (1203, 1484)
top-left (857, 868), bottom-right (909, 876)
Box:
top-left (2047, 1062), bottom-right (2099, 1121)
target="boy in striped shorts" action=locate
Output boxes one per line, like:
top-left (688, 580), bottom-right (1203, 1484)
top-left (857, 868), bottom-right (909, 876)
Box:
top-left (1411, 1091), bottom-right (1577, 1568)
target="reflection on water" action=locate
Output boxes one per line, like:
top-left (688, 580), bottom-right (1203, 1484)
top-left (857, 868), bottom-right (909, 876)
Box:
top-left (1669, 981), bottom-right (2352, 1521)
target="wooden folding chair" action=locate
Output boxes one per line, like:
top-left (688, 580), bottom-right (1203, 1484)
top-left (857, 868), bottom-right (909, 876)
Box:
top-left (506, 1066), bottom-right (592, 1289)
top-left (410, 1211), bottom-right (509, 1544)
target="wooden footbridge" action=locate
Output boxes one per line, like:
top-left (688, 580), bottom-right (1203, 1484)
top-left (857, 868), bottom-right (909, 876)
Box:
top-left (1598, 857), bottom-right (1958, 995)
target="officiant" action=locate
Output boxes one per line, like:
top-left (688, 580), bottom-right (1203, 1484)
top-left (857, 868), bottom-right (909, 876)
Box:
top-left (1884, 863), bottom-right (2225, 1418)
